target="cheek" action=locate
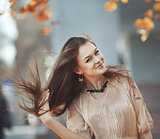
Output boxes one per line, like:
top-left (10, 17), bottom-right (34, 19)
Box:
top-left (99, 54), bottom-right (105, 63)
top-left (77, 62), bottom-right (89, 72)
top-left (78, 63), bottom-right (95, 75)
top-left (83, 63), bottom-right (95, 71)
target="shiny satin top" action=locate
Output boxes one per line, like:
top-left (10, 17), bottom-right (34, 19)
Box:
top-left (66, 77), bottom-right (153, 139)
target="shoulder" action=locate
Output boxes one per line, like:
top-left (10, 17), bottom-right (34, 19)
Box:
top-left (108, 76), bottom-right (134, 94)
top-left (108, 75), bottom-right (128, 86)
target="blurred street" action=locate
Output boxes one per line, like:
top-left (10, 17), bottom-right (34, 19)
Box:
top-left (4, 115), bottom-right (66, 139)
top-left (4, 125), bottom-right (60, 139)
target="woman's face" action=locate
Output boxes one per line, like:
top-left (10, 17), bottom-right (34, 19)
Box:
top-left (75, 41), bottom-right (107, 79)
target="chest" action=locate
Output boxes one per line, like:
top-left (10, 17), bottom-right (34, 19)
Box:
top-left (81, 85), bottom-right (135, 127)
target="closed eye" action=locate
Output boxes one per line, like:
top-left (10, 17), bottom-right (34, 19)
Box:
top-left (86, 57), bottom-right (91, 63)
top-left (84, 48), bottom-right (98, 63)
top-left (95, 50), bottom-right (99, 55)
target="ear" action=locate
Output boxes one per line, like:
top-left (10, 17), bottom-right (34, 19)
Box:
top-left (73, 66), bottom-right (83, 75)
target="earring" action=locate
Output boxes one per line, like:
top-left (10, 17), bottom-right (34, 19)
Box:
top-left (78, 74), bottom-right (84, 82)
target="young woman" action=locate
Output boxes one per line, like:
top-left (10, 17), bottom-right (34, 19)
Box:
top-left (13, 37), bottom-right (153, 139)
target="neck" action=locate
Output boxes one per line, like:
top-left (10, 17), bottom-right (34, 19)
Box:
top-left (85, 74), bottom-right (106, 90)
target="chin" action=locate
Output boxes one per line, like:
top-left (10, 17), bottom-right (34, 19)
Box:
top-left (96, 69), bottom-right (106, 76)
top-left (97, 66), bottom-right (106, 73)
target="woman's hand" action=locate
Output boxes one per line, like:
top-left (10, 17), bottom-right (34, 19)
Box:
top-left (39, 89), bottom-right (54, 124)
top-left (38, 90), bottom-right (91, 139)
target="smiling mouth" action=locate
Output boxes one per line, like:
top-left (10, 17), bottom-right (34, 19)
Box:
top-left (96, 63), bottom-right (103, 69)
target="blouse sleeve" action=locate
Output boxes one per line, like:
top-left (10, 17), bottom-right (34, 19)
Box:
top-left (129, 78), bottom-right (153, 139)
top-left (66, 103), bottom-right (93, 138)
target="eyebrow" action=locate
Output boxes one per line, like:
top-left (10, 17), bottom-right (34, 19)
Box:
top-left (83, 48), bottom-right (97, 61)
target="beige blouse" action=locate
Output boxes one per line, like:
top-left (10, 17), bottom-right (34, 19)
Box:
top-left (66, 77), bottom-right (153, 139)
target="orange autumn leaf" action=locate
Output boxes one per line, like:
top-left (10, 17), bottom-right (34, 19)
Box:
top-left (0, 12), bottom-right (4, 15)
top-left (38, 0), bottom-right (49, 8)
top-left (25, 5), bottom-right (36, 14)
top-left (10, 0), bottom-right (16, 7)
top-left (29, 0), bottom-right (37, 7)
top-left (141, 34), bottom-right (148, 42)
top-left (144, 17), bottom-right (154, 29)
top-left (104, 1), bottom-right (117, 11)
top-left (113, 0), bottom-right (120, 2)
top-left (27, 0), bottom-right (38, 14)
top-left (134, 19), bottom-right (145, 27)
top-left (144, 9), bottom-right (153, 18)
top-left (29, 7), bottom-right (37, 14)
top-left (42, 28), bottom-right (50, 35)
top-left (37, 8), bottom-right (52, 22)
top-left (137, 28), bottom-right (150, 42)
top-left (153, 3), bottom-right (160, 11)
top-left (134, 17), bottom-right (154, 29)
top-left (20, 6), bottom-right (28, 14)
top-left (121, 0), bottom-right (128, 4)
top-left (20, 1), bottom-right (37, 14)
top-left (145, 0), bottom-right (152, 3)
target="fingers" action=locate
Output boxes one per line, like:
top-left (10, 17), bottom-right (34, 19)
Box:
top-left (43, 89), bottom-right (50, 100)
top-left (46, 89), bottom-right (49, 93)
top-left (40, 90), bottom-right (50, 113)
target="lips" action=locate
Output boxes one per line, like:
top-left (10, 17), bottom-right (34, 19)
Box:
top-left (96, 63), bottom-right (103, 69)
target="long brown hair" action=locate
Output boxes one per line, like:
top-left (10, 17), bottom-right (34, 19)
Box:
top-left (10, 37), bottom-right (133, 117)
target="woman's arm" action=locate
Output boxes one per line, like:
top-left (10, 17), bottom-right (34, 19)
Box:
top-left (128, 78), bottom-right (153, 139)
top-left (40, 90), bottom-right (91, 139)
top-left (40, 112), bottom-right (91, 139)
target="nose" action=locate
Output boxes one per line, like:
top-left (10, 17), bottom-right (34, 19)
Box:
top-left (93, 56), bottom-right (101, 64)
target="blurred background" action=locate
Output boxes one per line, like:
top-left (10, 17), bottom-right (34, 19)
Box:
top-left (0, 0), bottom-right (160, 139)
